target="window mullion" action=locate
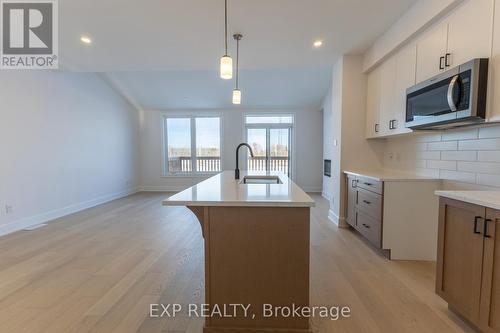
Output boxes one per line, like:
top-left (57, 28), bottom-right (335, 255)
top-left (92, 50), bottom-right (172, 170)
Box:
top-left (191, 117), bottom-right (196, 173)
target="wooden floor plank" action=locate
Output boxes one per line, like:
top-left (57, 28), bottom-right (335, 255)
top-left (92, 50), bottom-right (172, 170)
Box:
top-left (0, 192), bottom-right (473, 333)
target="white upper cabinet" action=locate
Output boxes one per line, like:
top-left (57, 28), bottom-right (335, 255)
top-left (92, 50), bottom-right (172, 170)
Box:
top-left (446, 0), bottom-right (494, 68)
top-left (489, 0), bottom-right (500, 122)
top-left (378, 59), bottom-right (397, 136)
top-left (366, 67), bottom-right (381, 139)
top-left (392, 43), bottom-right (417, 135)
top-left (415, 23), bottom-right (448, 83)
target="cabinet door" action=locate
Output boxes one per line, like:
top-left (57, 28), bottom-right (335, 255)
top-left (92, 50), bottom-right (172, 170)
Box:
top-left (446, 0), bottom-right (493, 68)
top-left (436, 198), bottom-right (485, 325)
top-left (346, 175), bottom-right (357, 227)
top-left (378, 58), bottom-right (397, 136)
top-left (392, 43), bottom-right (416, 135)
top-left (366, 67), bottom-right (381, 138)
top-left (489, 0), bottom-right (500, 122)
top-left (416, 23), bottom-right (448, 83)
top-left (480, 208), bottom-right (500, 333)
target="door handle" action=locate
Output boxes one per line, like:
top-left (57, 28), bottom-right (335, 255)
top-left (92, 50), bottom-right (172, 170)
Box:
top-left (474, 216), bottom-right (483, 235)
top-left (484, 219), bottom-right (492, 238)
top-left (439, 56), bottom-right (445, 70)
top-left (447, 75), bottom-right (460, 112)
top-left (445, 53), bottom-right (451, 67)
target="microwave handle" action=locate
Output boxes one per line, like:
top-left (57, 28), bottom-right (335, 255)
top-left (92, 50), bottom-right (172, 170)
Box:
top-left (447, 75), bottom-right (459, 112)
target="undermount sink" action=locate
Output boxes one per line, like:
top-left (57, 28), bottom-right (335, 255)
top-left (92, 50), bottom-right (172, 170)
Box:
top-left (240, 175), bottom-right (282, 184)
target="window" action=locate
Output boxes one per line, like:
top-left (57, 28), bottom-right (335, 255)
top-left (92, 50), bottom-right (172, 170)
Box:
top-left (245, 114), bottom-right (293, 176)
top-left (164, 115), bottom-right (222, 175)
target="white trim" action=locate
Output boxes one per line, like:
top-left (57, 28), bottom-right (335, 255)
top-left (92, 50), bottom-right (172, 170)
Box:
top-left (0, 188), bottom-right (139, 238)
top-left (139, 186), bottom-right (186, 192)
top-left (328, 209), bottom-right (339, 226)
top-left (321, 191), bottom-right (332, 201)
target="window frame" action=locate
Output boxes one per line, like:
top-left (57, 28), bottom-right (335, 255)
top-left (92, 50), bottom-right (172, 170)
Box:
top-left (243, 112), bottom-right (296, 180)
top-left (162, 112), bottom-right (224, 177)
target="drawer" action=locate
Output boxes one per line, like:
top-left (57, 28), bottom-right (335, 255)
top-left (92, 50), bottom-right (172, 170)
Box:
top-left (357, 188), bottom-right (382, 220)
top-left (356, 211), bottom-right (382, 248)
top-left (356, 176), bottom-right (383, 194)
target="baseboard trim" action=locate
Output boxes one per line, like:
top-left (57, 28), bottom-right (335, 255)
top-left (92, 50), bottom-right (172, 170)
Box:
top-left (0, 188), bottom-right (139, 238)
top-left (328, 209), bottom-right (339, 225)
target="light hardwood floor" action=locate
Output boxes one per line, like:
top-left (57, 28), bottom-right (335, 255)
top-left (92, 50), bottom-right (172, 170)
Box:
top-left (0, 192), bottom-right (475, 333)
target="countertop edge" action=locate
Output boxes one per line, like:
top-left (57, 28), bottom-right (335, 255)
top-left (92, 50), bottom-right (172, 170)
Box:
top-left (162, 201), bottom-right (315, 208)
top-left (435, 191), bottom-right (500, 211)
top-left (343, 170), bottom-right (441, 182)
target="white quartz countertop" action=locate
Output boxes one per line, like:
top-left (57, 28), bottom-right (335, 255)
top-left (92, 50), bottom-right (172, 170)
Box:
top-left (435, 191), bottom-right (500, 210)
top-left (344, 170), bottom-right (441, 182)
top-left (162, 171), bottom-right (315, 207)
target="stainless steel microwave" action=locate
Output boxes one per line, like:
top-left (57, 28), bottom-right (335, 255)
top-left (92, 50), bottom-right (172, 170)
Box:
top-left (405, 58), bottom-right (489, 130)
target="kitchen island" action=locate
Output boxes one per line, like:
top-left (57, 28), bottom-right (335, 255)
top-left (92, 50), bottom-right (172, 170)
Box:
top-left (162, 171), bottom-right (315, 333)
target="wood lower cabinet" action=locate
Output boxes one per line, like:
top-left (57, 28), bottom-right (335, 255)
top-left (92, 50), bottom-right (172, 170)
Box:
top-left (436, 198), bottom-right (500, 332)
top-left (480, 208), bottom-right (500, 333)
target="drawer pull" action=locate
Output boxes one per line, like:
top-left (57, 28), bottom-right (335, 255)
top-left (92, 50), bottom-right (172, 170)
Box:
top-left (474, 216), bottom-right (483, 235)
top-left (363, 200), bottom-right (371, 205)
top-left (362, 223), bottom-right (370, 229)
top-left (364, 182), bottom-right (373, 186)
top-left (484, 219), bottom-right (492, 238)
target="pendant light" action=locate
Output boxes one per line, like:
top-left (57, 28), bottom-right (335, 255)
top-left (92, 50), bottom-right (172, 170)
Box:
top-left (232, 33), bottom-right (242, 104)
top-left (220, 0), bottom-right (232, 79)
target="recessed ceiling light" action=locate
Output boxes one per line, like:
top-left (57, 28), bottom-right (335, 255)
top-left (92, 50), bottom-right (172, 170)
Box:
top-left (80, 36), bottom-right (92, 44)
top-left (313, 40), bottom-right (323, 48)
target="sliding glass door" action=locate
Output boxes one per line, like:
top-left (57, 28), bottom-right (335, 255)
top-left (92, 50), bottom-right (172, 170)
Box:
top-left (245, 115), bottom-right (292, 176)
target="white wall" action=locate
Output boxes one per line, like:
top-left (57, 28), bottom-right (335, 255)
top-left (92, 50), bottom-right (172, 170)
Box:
top-left (139, 108), bottom-right (323, 192)
top-left (0, 71), bottom-right (140, 236)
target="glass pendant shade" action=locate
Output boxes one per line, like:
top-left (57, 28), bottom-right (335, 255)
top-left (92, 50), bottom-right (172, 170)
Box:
top-left (220, 56), bottom-right (233, 79)
top-left (232, 89), bottom-right (241, 104)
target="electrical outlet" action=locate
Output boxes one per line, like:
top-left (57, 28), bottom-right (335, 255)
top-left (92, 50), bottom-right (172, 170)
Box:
top-left (5, 205), bottom-right (13, 214)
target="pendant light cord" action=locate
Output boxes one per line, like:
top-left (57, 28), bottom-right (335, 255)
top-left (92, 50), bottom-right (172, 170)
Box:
top-left (235, 37), bottom-right (239, 89)
top-left (224, 0), bottom-right (228, 56)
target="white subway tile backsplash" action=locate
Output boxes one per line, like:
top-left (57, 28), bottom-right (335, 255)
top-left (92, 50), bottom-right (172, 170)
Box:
top-left (457, 161), bottom-right (500, 175)
top-left (441, 128), bottom-right (478, 141)
top-left (416, 151), bottom-right (441, 160)
top-left (427, 160), bottom-right (457, 170)
top-left (478, 151), bottom-right (500, 162)
top-left (479, 125), bottom-right (500, 139)
top-left (428, 141), bottom-right (458, 151)
top-left (415, 133), bottom-right (442, 143)
top-left (441, 151), bottom-right (477, 161)
top-left (459, 138), bottom-right (500, 151)
top-left (476, 173), bottom-right (500, 187)
top-left (439, 170), bottom-right (476, 184)
top-left (384, 124), bottom-right (500, 189)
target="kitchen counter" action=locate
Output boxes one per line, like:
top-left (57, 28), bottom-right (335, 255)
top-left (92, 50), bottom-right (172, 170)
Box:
top-left (435, 191), bottom-right (500, 210)
top-left (162, 170), bottom-right (315, 207)
top-left (162, 171), bottom-right (313, 333)
top-left (344, 169), bottom-right (441, 182)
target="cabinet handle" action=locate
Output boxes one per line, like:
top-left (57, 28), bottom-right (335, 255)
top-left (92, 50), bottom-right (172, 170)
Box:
top-left (364, 182), bottom-right (373, 186)
top-left (484, 219), bottom-right (492, 238)
top-left (363, 200), bottom-right (371, 205)
top-left (474, 216), bottom-right (483, 235)
top-left (375, 124), bottom-right (380, 133)
top-left (389, 120), bottom-right (394, 130)
top-left (439, 56), bottom-right (445, 70)
top-left (363, 223), bottom-right (370, 229)
top-left (445, 53), bottom-right (451, 67)
top-left (351, 179), bottom-right (357, 188)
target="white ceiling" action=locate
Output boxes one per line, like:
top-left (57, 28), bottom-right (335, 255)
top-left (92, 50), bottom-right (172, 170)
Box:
top-left (59, 0), bottom-right (418, 108)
